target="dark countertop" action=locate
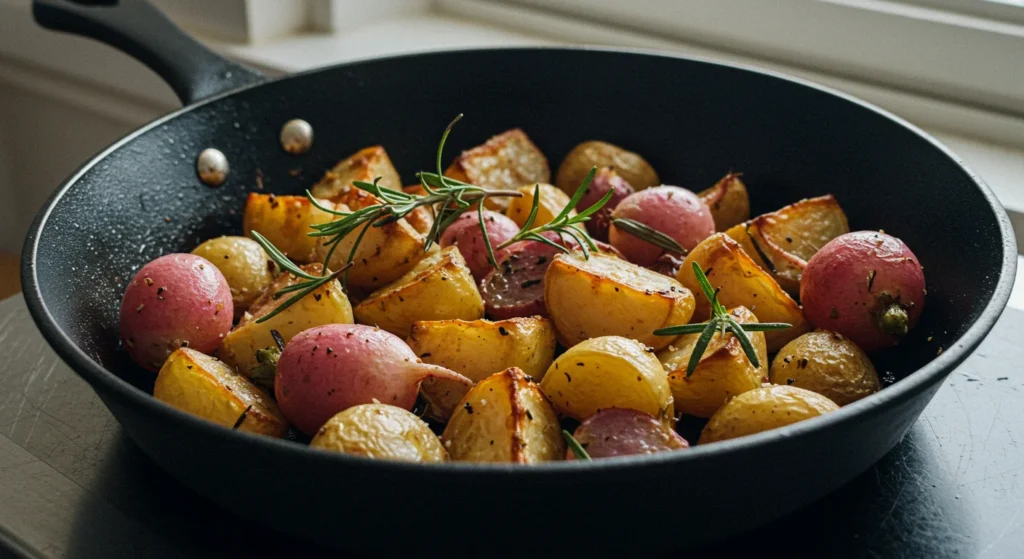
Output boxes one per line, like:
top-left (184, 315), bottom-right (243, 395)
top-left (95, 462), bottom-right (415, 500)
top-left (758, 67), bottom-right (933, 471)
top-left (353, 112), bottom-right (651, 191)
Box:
top-left (0, 294), bottom-right (1021, 558)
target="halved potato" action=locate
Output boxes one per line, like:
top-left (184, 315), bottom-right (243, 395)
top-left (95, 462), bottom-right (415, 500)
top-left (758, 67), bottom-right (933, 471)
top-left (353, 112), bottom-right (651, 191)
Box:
top-left (310, 146), bottom-right (402, 202)
top-left (505, 183), bottom-right (575, 228)
top-left (698, 384), bottom-right (839, 444)
top-left (409, 317), bottom-right (556, 422)
top-left (441, 367), bottom-right (564, 463)
top-left (555, 140), bottom-right (659, 195)
top-left (353, 246), bottom-right (484, 337)
top-left (658, 306), bottom-right (768, 418)
top-left (220, 263), bottom-right (353, 377)
top-left (153, 348), bottom-right (287, 437)
top-left (545, 252), bottom-right (695, 350)
top-left (698, 172), bottom-right (750, 231)
top-left (309, 188), bottom-right (427, 289)
top-left (539, 336), bottom-right (674, 424)
top-left (445, 129), bottom-right (550, 211)
top-left (242, 193), bottom-right (336, 262)
top-left (679, 234), bottom-right (810, 352)
top-left (310, 404), bottom-right (447, 463)
top-left (724, 195), bottom-right (849, 295)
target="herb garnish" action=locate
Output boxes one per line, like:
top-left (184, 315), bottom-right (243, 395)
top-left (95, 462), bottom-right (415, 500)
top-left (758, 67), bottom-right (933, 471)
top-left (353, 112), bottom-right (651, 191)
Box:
top-left (563, 430), bottom-right (592, 461)
top-left (653, 262), bottom-right (791, 376)
top-left (610, 217), bottom-right (686, 255)
top-left (249, 115), bottom-right (614, 322)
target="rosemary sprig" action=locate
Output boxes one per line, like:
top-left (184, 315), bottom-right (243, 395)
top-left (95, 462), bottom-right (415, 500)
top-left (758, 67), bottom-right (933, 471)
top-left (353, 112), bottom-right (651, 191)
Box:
top-left (611, 217), bottom-right (687, 255)
top-left (488, 168), bottom-right (615, 263)
top-left (653, 262), bottom-right (791, 376)
top-left (563, 430), bottom-right (592, 461)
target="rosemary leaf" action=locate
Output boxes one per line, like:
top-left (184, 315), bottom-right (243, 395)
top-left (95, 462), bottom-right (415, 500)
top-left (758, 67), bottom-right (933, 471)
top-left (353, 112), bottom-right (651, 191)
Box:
top-left (251, 231), bottom-right (318, 280)
top-left (653, 323), bottom-right (713, 336)
top-left (687, 319), bottom-right (721, 377)
top-left (611, 218), bottom-right (686, 255)
top-left (563, 429), bottom-right (592, 461)
top-left (725, 316), bottom-right (760, 369)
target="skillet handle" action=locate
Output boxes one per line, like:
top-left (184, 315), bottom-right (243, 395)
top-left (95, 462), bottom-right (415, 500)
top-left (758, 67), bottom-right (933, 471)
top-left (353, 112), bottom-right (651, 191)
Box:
top-left (32, 0), bottom-right (265, 106)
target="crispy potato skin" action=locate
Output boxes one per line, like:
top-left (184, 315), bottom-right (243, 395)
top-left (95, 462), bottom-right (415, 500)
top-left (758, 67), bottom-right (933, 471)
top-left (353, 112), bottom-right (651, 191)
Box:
top-left (659, 306), bottom-right (768, 417)
top-left (679, 234), bottom-right (809, 352)
top-left (442, 368), bottom-right (564, 463)
top-left (310, 184), bottom-right (428, 289)
top-left (505, 183), bottom-right (576, 228)
top-left (540, 336), bottom-right (675, 423)
top-left (770, 330), bottom-right (880, 405)
top-left (191, 236), bottom-right (273, 319)
top-left (445, 129), bottom-right (550, 211)
top-left (310, 404), bottom-right (447, 462)
top-left (242, 194), bottom-right (335, 262)
top-left (354, 246), bottom-right (484, 337)
top-left (699, 384), bottom-right (839, 444)
top-left (698, 172), bottom-right (750, 231)
top-left (555, 140), bottom-right (659, 195)
top-left (545, 252), bottom-right (694, 350)
top-left (153, 348), bottom-right (287, 437)
top-left (724, 195), bottom-right (849, 296)
top-left (309, 146), bottom-right (402, 202)
top-left (409, 317), bottom-right (556, 422)
top-left (220, 264), bottom-right (353, 377)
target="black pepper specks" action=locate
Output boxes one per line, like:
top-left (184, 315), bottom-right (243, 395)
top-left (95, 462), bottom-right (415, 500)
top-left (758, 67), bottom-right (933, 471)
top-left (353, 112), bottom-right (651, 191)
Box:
top-left (499, 327), bottom-right (509, 336)
top-left (464, 402), bottom-right (474, 414)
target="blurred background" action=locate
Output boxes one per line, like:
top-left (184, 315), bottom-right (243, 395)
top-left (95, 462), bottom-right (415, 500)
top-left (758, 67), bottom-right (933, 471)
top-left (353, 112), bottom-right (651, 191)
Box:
top-left (0, 0), bottom-right (1022, 303)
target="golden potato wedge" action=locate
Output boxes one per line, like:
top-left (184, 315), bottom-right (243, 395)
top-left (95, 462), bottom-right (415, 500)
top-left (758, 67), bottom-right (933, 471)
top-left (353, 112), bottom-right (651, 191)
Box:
top-left (220, 263), bottom-right (353, 377)
top-left (679, 234), bottom-right (810, 352)
top-left (545, 252), bottom-right (695, 350)
top-left (724, 195), bottom-right (849, 296)
top-left (698, 172), bottom-right (750, 231)
top-left (505, 183), bottom-right (576, 228)
top-left (310, 404), bottom-right (447, 463)
top-left (354, 246), bottom-right (484, 337)
top-left (308, 183), bottom-right (428, 289)
top-left (555, 140), bottom-right (659, 195)
top-left (153, 348), bottom-right (287, 437)
top-left (698, 384), bottom-right (839, 444)
top-left (310, 145), bottom-right (402, 202)
top-left (770, 330), bottom-right (880, 406)
top-left (445, 129), bottom-right (550, 211)
top-left (409, 317), bottom-right (556, 422)
top-left (191, 236), bottom-right (273, 319)
top-left (540, 336), bottom-right (674, 423)
top-left (659, 306), bottom-right (768, 418)
top-left (242, 193), bottom-right (336, 262)
top-left (442, 367), bottom-right (564, 463)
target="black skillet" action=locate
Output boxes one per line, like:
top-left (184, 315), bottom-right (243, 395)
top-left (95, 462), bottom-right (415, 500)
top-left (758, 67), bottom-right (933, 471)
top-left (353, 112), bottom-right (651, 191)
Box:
top-left (22, 0), bottom-right (1017, 556)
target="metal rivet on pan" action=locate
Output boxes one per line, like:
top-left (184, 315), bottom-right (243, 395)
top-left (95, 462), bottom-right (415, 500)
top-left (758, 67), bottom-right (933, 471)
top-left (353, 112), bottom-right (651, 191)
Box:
top-left (196, 148), bottom-right (229, 187)
top-left (280, 119), bottom-right (313, 155)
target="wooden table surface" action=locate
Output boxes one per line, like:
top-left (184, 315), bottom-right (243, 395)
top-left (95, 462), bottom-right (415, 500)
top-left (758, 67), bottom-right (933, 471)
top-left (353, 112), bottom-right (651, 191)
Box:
top-left (1, 294), bottom-right (1022, 558)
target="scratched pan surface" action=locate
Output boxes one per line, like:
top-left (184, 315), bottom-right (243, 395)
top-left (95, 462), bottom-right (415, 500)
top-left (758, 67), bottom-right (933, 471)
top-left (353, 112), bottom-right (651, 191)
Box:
top-left (21, 1), bottom-right (1016, 556)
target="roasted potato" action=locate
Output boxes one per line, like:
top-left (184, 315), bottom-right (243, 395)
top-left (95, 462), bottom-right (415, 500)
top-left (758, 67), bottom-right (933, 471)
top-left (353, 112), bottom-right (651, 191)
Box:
top-left (555, 140), bottom-right (659, 195)
top-left (769, 330), bottom-right (880, 405)
top-left (659, 306), bottom-right (768, 417)
top-left (191, 236), bottom-right (274, 318)
top-left (219, 263), bottom-right (353, 377)
top-left (505, 183), bottom-right (576, 228)
top-left (724, 195), bottom-right (849, 295)
top-left (242, 193), bottom-right (336, 262)
top-left (409, 317), bottom-right (556, 421)
top-left (545, 252), bottom-right (694, 350)
top-left (698, 172), bottom-right (750, 231)
top-left (402, 184), bottom-right (434, 235)
top-left (353, 246), bottom-right (484, 337)
top-left (153, 348), bottom-right (287, 437)
top-left (310, 146), bottom-right (402, 202)
top-left (310, 187), bottom-right (428, 289)
top-left (698, 384), bottom-right (839, 444)
top-left (540, 336), bottom-right (675, 423)
top-left (679, 234), bottom-right (810, 352)
top-left (442, 367), bottom-right (564, 463)
top-left (310, 404), bottom-right (447, 463)
top-left (445, 129), bottom-right (550, 211)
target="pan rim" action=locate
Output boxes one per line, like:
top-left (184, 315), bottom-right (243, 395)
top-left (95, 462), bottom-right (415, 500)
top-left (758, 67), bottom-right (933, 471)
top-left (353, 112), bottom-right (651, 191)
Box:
top-left (20, 45), bottom-right (1018, 475)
